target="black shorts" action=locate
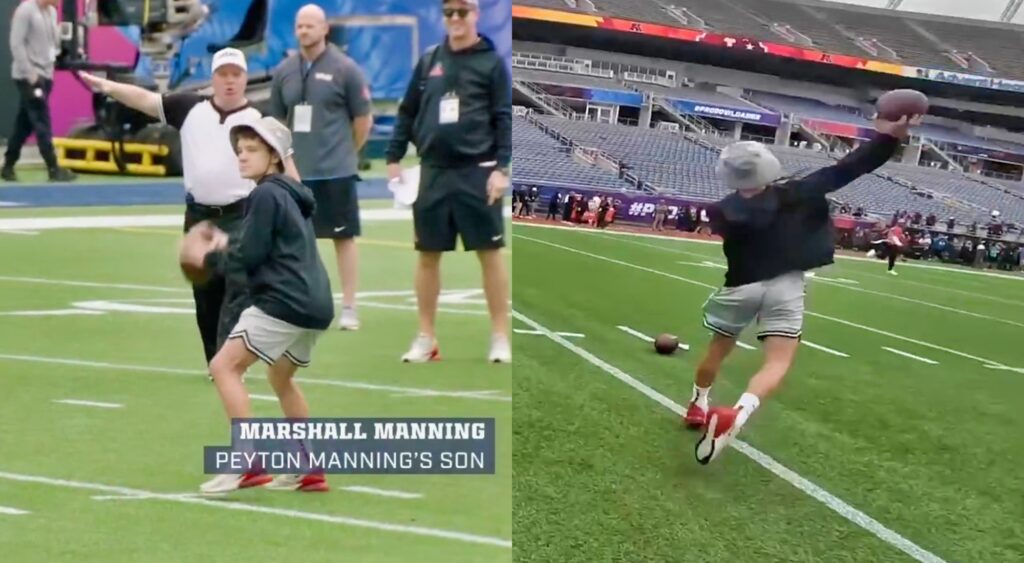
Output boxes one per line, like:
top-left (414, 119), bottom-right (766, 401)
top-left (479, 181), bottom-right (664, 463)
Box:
top-left (414, 165), bottom-right (505, 252)
top-left (305, 176), bottom-right (361, 239)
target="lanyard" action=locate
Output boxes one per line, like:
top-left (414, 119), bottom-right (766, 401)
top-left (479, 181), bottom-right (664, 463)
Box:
top-left (298, 53), bottom-right (320, 104)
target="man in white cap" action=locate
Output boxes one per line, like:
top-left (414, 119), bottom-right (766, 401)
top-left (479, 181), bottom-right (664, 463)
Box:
top-left (79, 49), bottom-right (291, 378)
top-left (685, 114), bottom-right (921, 465)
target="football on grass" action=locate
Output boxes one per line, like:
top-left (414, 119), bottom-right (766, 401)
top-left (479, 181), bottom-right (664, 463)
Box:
top-left (654, 334), bottom-right (679, 355)
top-left (876, 89), bottom-right (929, 121)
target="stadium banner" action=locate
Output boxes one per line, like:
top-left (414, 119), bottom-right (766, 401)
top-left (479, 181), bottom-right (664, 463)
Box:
top-left (941, 143), bottom-right (1024, 165)
top-left (800, 118), bottom-right (873, 139)
top-left (511, 5), bottom-right (1024, 95)
top-left (537, 84), bottom-right (644, 106)
top-left (522, 185), bottom-right (882, 231)
top-left (669, 98), bottom-right (780, 125)
top-left (204, 418), bottom-right (496, 475)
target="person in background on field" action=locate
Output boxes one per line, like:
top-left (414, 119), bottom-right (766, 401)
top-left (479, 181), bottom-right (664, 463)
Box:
top-left (651, 200), bottom-right (667, 231)
top-left (269, 4), bottom-right (373, 331)
top-left (545, 191), bottom-right (560, 220)
top-left (79, 49), bottom-right (291, 380)
top-left (3, 0), bottom-right (76, 182)
top-left (883, 222), bottom-right (905, 275)
top-left (385, 0), bottom-right (511, 363)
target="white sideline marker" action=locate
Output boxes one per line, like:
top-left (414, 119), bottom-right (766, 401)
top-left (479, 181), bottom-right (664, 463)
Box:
top-left (513, 328), bottom-right (585, 338)
top-left (342, 486), bottom-right (422, 499)
top-left (802, 340), bottom-right (850, 358)
top-left (617, 325), bottom-right (690, 351)
top-left (735, 340), bottom-right (757, 350)
top-left (249, 394), bottom-right (278, 402)
top-left (518, 311), bottom-right (946, 563)
top-left (0, 506), bottom-right (30, 515)
top-left (881, 347), bottom-right (938, 365)
top-left (53, 399), bottom-right (123, 409)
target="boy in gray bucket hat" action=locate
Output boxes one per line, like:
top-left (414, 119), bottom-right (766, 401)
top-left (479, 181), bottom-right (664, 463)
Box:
top-left (194, 116), bottom-right (335, 494)
top-left (686, 114), bottom-right (921, 465)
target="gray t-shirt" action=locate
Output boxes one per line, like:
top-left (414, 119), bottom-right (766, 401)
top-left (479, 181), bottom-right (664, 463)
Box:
top-left (10, 0), bottom-right (60, 81)
top-left (269, 46), bottom-right (372, 180)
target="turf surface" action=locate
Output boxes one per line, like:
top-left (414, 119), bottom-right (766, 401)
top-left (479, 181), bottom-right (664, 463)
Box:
top-left (0, 205), bottom-right (511, 562)
top-left (512, 223), bottom-right (1024, 563)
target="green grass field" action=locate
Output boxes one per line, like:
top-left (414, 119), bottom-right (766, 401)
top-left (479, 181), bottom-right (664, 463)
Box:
top-left (0, 202), bottom-right (511, 562)
top-left (512, 223), bottom-right (1024, 562)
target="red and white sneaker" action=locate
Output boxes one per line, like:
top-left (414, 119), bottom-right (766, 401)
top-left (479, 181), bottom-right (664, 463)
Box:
top-left (199, 470), bottom-right (272, 494)
top-left (266, 473), bottom-right (329, 492)
top-left (401, 334), bottom-right (441, 363)
top-left (695, 407), bottom-right (741, 465)
top-left (683, 402), bottom-right (707, 429)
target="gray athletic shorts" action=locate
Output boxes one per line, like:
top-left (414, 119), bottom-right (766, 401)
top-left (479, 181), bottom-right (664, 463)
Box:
top-left (702, 271), bottom-right (806, 340)
top-left (228, 306), bottom-right (324, 367)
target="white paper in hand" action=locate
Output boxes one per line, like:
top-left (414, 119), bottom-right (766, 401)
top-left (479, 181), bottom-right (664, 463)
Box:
top-left (388, 165), bottom-right (421, 208)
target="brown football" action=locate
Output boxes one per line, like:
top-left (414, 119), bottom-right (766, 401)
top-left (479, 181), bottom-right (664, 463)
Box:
top-left (876, 89), bottom-right (929, 121)
top-left (179, 222), bottom-right (216, 285)
top-left (654, 334), bottom-right (679, 355)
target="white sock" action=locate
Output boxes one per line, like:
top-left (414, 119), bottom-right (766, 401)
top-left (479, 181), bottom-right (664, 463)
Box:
top-left (734, 392), bottom-right (761, 427)
top-left (691, 385), bottom-right (711, 409)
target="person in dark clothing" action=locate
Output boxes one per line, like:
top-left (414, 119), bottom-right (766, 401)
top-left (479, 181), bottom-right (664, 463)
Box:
top-left (546, 191), bottom-right (561, 220)
top-left (597, 196), bottom-right (611, 228)
top-left (385, 0), bottom-right (511, 363)
top-left (562, 192), bottom-right (574, 221)
top-left (946, 216), bottom-right (956, 231)
top-left (686, 115), bottom-right (919, 465)
top-left (189, 116), bottom-right (334, 494)
top-left (3, 0), bottom-right (76, 182)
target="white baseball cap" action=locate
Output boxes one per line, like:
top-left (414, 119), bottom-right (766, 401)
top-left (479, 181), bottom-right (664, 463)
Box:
top-left (230, 117), bottom-right (293, 163)
top-left (716, 141), bottom-right (784, 190)
top-left (212, 48), bottom-right (248, 72)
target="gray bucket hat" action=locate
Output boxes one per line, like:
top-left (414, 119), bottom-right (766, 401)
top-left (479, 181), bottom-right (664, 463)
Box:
top-left (229, 116), bottom-right (293, 164)
top-left (716, 141), bottom-right (783, 190)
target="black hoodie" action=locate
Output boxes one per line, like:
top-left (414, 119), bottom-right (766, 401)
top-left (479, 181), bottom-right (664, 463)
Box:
top-left (710, 134), bottom-right (899, 287)
top-left (385, 35), bottom-right (512, 170)
top-left (206, 174), bottom-right (334, 330)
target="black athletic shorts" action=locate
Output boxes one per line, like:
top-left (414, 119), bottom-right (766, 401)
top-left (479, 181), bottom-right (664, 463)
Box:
top-left (414, 164), bottom-right (505, 252)
top-left (305, 176), bottom-right (361, 239)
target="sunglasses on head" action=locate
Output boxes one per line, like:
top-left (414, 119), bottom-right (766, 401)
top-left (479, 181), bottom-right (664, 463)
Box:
top-left (443, 7), bottom-right (473, 19)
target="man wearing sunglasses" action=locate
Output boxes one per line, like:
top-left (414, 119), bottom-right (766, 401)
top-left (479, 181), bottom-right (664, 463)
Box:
top-left (386, 0), bottom-right (512, 363)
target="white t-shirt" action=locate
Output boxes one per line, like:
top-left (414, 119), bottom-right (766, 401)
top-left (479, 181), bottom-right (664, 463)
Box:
top-left (159, 93), bottom-right (262, 206)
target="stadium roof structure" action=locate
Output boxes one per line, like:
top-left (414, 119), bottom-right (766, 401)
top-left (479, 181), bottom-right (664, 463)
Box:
top-left (513, 0), bottom-right (1024, 83)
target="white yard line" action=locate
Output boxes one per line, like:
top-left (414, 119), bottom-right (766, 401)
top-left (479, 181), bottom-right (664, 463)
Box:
top-left (0, 353), bottom-right (510, 402)
top-left (0, 229), bottom-right (38, 235)
top-left (0, 208), bottom-right (513, 232)
top-left (616, 325), bottom-right (691, 351)
top-left (513, 329), bottom-right (585, 338)
top-left (515, 310), bottom-right (946, 563)
top-left (616, 325), bottom-right (654, 342)
top-left (0, 471), bottom-right (509, 548)
top-left (515, 234), bottom-right (1011, 369)
top-left (881, 347), bottom-right (939, 365)
top-left (53, 399), bottom-right (123, 409)
top-left (0, 506), bottom-right (30, 515)
top-left (249, 394), bottom-right (279, 402)
top-left (0, 309), bottom-right (105, 316)
top-left (0, 275), bottom-right (188, 293)
top-left (735, 340), bottom-right (757, 350)
top-left (341, 486), bottom-right (423, 499)
top-left (801, 340), bottom-right (850, 358)
top-left (812, 278), bottom-right (1024, 329)
top-left (518, 221), bottom-right (1024, 282)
